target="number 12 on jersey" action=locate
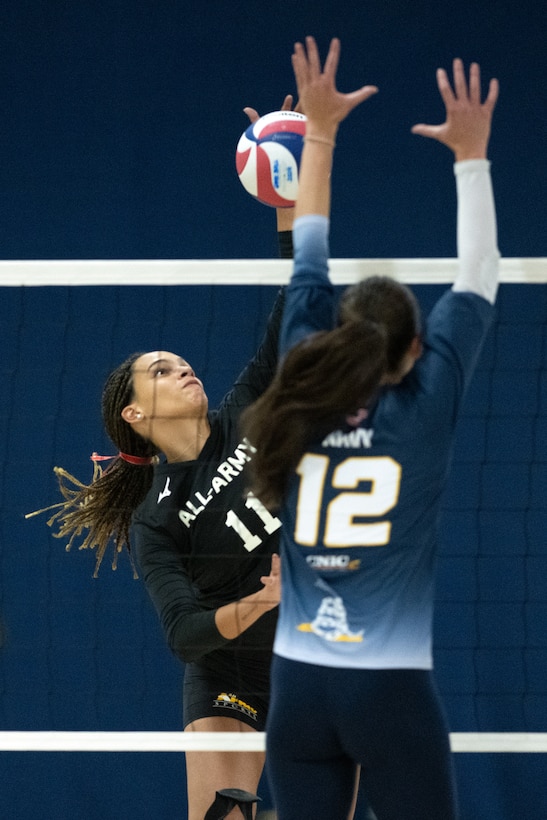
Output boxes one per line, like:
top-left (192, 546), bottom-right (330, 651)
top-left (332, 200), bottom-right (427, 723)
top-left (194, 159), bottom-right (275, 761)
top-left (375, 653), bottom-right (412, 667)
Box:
top-left (294, 453), bottom-right (402, 548)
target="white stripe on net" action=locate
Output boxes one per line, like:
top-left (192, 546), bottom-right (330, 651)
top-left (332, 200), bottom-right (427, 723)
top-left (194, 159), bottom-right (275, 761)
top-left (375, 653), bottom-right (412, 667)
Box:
top-left (0, 258), bottom-right (545, 286)
top-left (0, 732), bottom-right (546, 753)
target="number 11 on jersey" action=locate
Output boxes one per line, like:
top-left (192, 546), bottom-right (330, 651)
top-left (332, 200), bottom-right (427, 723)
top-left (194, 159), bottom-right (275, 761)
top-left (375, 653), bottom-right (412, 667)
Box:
top-left (225, 492), bottom-right (282, 552)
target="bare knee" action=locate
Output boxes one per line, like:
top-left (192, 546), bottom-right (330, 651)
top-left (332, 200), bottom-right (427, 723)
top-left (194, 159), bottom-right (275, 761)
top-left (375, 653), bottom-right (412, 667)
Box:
top-left (184, 718), bottom-right (265, 820)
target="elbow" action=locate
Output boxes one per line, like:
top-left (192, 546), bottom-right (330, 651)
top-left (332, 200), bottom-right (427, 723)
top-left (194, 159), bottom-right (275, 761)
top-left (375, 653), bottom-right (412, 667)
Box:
top-left (170, 639), bottom-right (206, 665)
top-left (164, 610), bottom-right (227, 664)
top-left (166, 626), bottom-right (208, 664)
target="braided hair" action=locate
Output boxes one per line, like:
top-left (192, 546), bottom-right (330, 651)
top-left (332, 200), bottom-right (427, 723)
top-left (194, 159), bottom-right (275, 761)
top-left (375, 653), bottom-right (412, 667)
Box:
top-left (28, 354), bottom-right (159, 576)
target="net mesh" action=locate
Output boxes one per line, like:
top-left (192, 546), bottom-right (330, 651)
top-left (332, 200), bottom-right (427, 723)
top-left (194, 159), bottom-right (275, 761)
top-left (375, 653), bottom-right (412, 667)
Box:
top-left (0, 259), bottom-right (545, 818)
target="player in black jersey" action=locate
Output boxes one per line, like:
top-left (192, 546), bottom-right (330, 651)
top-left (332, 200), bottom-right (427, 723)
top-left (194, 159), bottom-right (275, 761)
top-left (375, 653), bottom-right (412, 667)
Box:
top-left (39, 102), bottom-right (296, 820)
top-left (125, 285), bottom-right (289, 819)
top-left (46, 262), bottom-right (286, 819)
top-left (123, 303), bottom-right (285, 819)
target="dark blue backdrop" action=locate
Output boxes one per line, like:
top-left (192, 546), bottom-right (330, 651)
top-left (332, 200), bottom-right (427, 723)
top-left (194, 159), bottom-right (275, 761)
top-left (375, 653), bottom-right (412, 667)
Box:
top-left (0, 2), bottom-right (546, 819)
top-left (0, 0), bottom-right (545, 260)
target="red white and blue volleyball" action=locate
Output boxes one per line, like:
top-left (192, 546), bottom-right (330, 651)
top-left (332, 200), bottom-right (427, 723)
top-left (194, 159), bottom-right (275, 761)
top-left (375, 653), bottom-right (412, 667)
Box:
top-left (236, 111), bottom-right (307, 208)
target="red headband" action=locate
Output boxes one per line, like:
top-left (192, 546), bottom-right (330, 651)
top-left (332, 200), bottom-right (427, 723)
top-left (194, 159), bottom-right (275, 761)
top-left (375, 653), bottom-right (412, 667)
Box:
top-left (90, 452), bottom-right (155, 467)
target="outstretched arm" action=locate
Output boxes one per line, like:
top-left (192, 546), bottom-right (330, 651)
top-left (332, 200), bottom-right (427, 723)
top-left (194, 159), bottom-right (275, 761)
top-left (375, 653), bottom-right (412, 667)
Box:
top-left (412, 59), bottom-right (500, 304)
top-left (292, 36), bottom-right (378, 219)
top-left (277, 37), bottom-right (379, 355)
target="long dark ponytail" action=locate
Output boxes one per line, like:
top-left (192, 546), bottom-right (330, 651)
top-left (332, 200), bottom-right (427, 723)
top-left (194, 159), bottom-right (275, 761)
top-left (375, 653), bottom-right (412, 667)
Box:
top-left (242, 319), bottom-right (387, 509)
top-left (338, 276), bottom-right (421, 377)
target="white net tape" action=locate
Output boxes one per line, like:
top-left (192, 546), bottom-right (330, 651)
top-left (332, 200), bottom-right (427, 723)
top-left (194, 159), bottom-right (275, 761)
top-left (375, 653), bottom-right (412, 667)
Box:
top-left (0, 732), bottom-right (546, 753)
top-left (1, 257), bottom-right (546, 286)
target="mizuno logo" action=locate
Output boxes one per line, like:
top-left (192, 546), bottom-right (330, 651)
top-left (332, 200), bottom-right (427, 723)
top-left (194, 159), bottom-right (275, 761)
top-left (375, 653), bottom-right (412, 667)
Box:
top-left (157, 477), bottom-right (172, 504)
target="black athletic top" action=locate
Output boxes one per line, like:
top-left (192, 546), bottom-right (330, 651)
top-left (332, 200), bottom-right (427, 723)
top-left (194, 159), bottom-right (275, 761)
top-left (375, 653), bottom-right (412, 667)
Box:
top-left (133, 233), bottom-right (291, 666)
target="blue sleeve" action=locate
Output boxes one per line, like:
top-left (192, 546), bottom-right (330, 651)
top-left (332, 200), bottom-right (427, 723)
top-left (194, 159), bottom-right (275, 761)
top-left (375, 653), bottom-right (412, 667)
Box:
top-left (279, 215), bottom-right (336, 357)
top-left (415, 288), bottom-right (495, 427)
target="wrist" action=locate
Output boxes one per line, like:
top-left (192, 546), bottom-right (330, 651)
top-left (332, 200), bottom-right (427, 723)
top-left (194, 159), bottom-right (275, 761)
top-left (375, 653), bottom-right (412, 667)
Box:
top-left (454, 146), bottom-right (488, 162)
top-left (250, 587), bottom-right (278, 612)
top-left (305, 124), bottom-right (338, 145)
top-left (252, 580), bottom-right (280, 611)
top-left (276, 207), bottom-right (295, 233)
top-left (304, 134), bottom-right (336, 149)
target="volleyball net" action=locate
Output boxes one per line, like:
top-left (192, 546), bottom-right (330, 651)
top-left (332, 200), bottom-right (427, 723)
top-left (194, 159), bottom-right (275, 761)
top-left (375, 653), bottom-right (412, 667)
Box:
top-left (0, 257), bottom-right (545, 816)
top-left (1, 730), bottom-right (546, 753)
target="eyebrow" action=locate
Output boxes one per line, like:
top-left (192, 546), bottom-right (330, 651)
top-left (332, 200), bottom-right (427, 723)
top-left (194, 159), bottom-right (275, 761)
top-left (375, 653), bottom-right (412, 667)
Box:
top-left (146, 356), bottom-right (187, 372)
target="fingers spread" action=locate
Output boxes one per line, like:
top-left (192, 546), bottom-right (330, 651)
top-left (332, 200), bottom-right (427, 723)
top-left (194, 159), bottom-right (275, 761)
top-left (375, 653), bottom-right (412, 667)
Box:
top-left (485, 77), bottom-right (500, 111)
top-left (323, 37), bottom-right (341, 78)
top-left (305, 35), bottom-right (322, 76)
top-left (436, 67), bottom-right (455, 107)
top-left (291, 42), bottom-right (309, 92)
top-left (349, 85), bottom-right (379, 107)
top-left (468, 62), bottom-right (481, 103)
top-left (452, 57), bottom-right (467, 99)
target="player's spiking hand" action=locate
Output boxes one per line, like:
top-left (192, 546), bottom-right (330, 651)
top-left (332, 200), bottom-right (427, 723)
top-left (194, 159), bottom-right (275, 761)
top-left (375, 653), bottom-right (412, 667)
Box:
top-left (242, 93), bottom-right (299, 126)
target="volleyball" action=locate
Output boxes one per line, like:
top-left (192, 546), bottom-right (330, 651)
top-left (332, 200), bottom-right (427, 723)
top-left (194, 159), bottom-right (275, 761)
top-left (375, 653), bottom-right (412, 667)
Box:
top-left (236, 110), bottom-right (307, 208)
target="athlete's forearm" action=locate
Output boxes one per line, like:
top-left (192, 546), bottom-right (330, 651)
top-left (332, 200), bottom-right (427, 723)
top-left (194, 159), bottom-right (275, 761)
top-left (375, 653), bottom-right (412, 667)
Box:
top-left (276, 208), bottom-right (295, 237)
top-left (279, 214), bottom-right (334, 358)
top-left (294, 136), bottom-right (335, 220)
top-left (215, 587), bottom-right (279, 640)
top-left (453, 159), bottom-right (500, 304)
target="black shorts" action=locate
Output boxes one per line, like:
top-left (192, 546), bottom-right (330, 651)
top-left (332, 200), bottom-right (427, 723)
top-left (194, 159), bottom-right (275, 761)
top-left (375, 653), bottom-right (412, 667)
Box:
top-left (182, 646), bottom-right (272, 731)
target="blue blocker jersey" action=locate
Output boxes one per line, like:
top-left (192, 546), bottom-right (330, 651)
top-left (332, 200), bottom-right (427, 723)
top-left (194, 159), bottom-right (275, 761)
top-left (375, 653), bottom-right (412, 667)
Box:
top-left (274, 217), bottom-right (495, 670)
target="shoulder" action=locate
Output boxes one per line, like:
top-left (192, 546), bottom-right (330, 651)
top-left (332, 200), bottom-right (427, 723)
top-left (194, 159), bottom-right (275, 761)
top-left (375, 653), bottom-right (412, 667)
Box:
top-left (435, 287), bottom-right (494, 322)
top-left (424, 288), bottom-right (494, 354)
top-left (133, 463), bottom-right (191, 522)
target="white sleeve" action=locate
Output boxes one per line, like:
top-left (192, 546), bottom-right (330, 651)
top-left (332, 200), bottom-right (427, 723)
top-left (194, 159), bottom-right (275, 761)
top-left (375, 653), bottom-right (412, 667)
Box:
top-left (452, 159), bottom-right (500, 305)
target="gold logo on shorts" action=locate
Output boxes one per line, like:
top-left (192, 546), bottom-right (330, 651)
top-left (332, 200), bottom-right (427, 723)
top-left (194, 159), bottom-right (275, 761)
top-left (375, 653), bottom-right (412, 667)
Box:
top-left (214, 692), bottom-right (258, 720)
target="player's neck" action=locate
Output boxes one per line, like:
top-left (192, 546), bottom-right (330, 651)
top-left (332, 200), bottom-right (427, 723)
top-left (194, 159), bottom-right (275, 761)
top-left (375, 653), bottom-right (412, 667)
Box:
top-left (156, 416), bottom-right (211, 463)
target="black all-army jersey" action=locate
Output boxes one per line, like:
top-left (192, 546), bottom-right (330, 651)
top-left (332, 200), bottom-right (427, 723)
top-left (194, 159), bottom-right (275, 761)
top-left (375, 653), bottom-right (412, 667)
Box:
top-left (133, 285), bottom-right (285, 668)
